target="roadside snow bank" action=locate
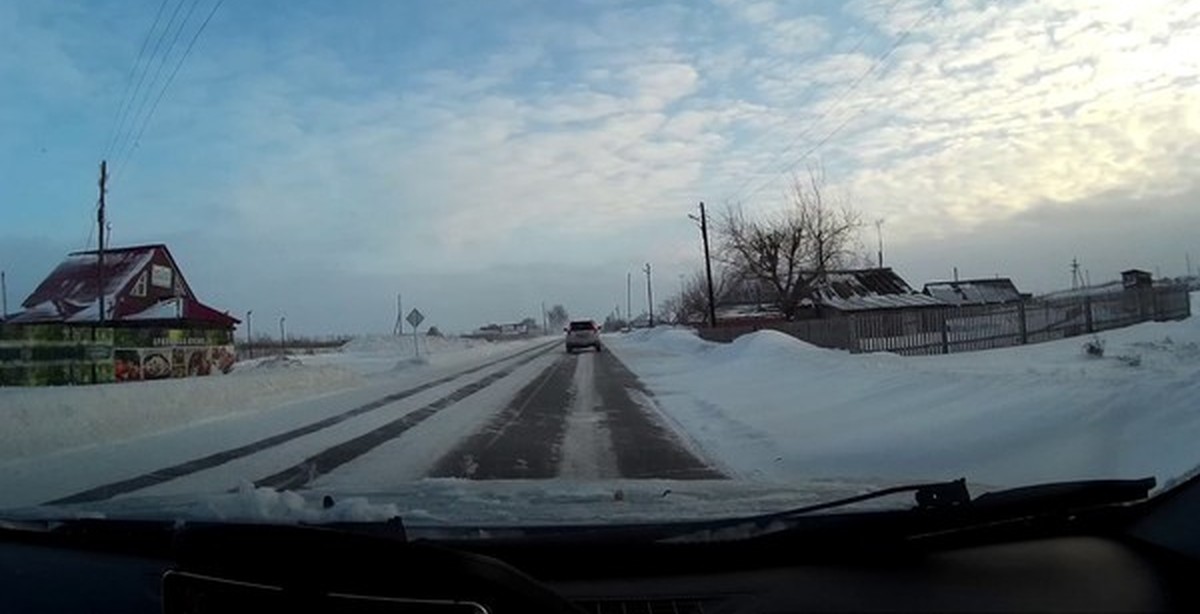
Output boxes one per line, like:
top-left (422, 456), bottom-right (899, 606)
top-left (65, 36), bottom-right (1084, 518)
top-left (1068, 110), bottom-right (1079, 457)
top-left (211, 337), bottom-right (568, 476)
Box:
top-left (0, 361), bottom-right (363, 461)
top-left (304, 335), bottom-right (545, 376)
top-left (608, 294), bottom-right (1200, 491)
top-left (0, 336), bottom-right (547, 462)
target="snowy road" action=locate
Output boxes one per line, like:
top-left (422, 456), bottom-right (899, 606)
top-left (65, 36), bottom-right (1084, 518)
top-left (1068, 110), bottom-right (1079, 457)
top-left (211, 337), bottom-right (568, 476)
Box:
top-left (0, 338), bottom-right (723, 509)
top-left (428, 349), bottom-right (722, 480)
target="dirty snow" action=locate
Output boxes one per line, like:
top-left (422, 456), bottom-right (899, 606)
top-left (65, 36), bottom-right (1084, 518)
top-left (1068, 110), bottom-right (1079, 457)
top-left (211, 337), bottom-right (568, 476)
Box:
top-left (606, 293), bottom-right (1200, 491)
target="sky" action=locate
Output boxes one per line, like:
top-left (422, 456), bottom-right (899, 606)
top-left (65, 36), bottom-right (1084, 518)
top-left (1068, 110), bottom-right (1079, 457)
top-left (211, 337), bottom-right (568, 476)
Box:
top-left (2, 0), bottom-right (1199, 335)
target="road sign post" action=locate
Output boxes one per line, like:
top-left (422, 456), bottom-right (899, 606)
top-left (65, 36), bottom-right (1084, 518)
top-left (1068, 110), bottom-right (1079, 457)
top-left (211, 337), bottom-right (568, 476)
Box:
top-left (406, 308), bottom-right (425, 359)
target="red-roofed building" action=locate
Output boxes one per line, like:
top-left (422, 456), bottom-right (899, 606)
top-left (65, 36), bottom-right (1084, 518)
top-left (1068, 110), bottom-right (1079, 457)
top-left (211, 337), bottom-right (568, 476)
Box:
top-left (1, 244), bottom-right (238, 386)
top-left (9, 244), bottom-right (237, 328)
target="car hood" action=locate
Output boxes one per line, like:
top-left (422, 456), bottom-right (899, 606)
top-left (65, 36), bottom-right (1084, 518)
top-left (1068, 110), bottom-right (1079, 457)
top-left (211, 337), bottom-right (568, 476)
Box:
top-left (0, 477), bottom-right (971, 530)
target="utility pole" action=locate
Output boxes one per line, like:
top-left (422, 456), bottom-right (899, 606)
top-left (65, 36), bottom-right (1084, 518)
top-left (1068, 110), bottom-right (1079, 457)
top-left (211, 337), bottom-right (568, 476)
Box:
top-left (689, 202), bottom-right (718, 327)
top-left (1, 270), bottom-right (7, 321)
top-left (678, 273), bottom-right (685, 325)
top-left (1070, 257), bottom-right (1081, 290)
top-left (875, 218), bottom-right (885, 269)
top-left (279, 316), bottom-right (286, 356)
top-left (1187, 252), bottom-right (1193, 278)
top-left (541, 301), bottom-right (547, 335)
top-left (97, 160), bottom-right (108, 323)
top-left (644, 263), bottom-right (654, 327)
top-left (246, 310), bottom-right (253, 359)
top-left (393, 293), bottom-right (403, 336)
top-left (628, 269), bottom-right (638, 326)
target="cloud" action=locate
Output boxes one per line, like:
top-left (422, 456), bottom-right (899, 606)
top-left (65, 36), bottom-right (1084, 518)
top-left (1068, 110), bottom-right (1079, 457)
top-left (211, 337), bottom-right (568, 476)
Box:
top-left (5, 0), bottom-right (1200, 334)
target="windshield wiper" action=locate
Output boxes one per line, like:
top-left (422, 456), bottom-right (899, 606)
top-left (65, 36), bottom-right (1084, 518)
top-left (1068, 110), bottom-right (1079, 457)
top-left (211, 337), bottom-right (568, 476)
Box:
top-left (664, 476), bottom-right (1156, 543)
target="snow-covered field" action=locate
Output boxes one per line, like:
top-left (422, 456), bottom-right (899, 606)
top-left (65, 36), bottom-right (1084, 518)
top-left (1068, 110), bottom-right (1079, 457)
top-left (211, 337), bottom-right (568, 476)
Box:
top-left (0, 335), bottom-right (545, 461)
top-left (606, 292), bottom-right (1200, 492)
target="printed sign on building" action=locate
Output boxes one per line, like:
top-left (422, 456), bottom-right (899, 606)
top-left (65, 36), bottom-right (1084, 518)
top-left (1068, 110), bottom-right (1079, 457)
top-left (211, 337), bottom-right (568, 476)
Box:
top-left (151, 264), bottom-right (173, 289)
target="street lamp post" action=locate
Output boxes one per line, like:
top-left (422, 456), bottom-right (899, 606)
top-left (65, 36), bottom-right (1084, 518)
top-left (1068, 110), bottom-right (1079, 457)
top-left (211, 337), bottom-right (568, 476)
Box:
top-left (246, 310), bottom-right (253, 359)
top-left (279, 316), bottom-right (286, 356)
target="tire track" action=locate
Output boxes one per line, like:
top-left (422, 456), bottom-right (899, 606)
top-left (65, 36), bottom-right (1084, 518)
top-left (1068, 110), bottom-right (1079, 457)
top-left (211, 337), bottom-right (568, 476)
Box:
top-left (428, 354), bottom-right (577, 479)
top-left (47, 340), bottom-right (558, 505)
top-left (254, 344), bottom-right (561, 491)
top-left (594, 350), bottom-right (726, 480)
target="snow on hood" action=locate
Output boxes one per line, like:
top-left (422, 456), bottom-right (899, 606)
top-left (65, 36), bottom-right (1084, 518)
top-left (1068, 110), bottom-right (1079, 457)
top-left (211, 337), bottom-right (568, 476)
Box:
top-left (3, 478), bottom-right (934, 528)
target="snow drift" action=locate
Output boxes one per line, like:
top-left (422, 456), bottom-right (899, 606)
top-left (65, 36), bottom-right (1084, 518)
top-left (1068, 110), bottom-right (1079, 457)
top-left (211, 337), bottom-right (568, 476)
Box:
top-left (606, 293), bottom-right (1200, 491)
top-left (0, 335), bottom-right (543, 461)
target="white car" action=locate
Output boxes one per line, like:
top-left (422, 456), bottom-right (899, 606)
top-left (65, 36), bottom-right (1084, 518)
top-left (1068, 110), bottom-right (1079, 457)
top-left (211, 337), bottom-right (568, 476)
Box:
top-left (564, 320), bottom-right (602, 353)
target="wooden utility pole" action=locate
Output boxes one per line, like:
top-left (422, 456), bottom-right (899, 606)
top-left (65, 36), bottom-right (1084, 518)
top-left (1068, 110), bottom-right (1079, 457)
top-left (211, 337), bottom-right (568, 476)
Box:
top-left (875, 218), bottom-right (885, 269)
top-left (97, 160), bottom-right (108, 322)
top-left (644, 263), bottom-right (654, 327)
top-left (626, 272), bottom-right (632, 326)
top-left (1, 269), bottom-right (7, 321)
top-left (699, 202), bottom-right (717, 328)
top-left (393, 293), bottom-right (403, 336)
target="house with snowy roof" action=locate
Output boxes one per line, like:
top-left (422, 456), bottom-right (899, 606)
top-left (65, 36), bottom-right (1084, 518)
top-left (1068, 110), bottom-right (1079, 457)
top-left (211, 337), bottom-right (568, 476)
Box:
top-left (717, 267), bottom-right (945, 323)
top-left (1, 244), bottom-right (238, 386)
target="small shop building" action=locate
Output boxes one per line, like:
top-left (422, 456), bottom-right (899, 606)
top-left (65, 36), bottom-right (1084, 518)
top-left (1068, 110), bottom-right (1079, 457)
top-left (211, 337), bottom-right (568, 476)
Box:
top-left (0, 244), bottom-right (239, 385)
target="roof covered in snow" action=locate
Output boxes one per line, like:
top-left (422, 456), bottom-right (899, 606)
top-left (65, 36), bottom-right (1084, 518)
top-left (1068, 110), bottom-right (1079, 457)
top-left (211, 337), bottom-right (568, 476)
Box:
top-left (812, 268), bottom-right (945, 311)
top-left (21, 245), bottom-right (166, 309)
top-left (923, 278), bottom-right (1023, 306)
top-left (9, 244), bottom-right (238, 328)
top-left (719, 268), bottom-right (946, 314)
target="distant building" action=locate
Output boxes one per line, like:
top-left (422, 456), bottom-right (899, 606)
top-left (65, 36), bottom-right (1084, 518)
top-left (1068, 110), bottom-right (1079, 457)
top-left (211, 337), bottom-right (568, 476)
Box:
top-left (464, 321), bottom-right (534, 340)
top-left (923, 278), bottom-right (1023, 307)
top-left (1, 244), bottom-right (238, 386)
top-left (1121, 269), bottom-right (1153, 289)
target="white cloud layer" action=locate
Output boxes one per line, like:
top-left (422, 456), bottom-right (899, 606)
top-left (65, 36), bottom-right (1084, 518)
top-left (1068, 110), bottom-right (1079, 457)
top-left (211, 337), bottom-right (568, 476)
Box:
top-left (3, 0), bottom-right (1199, 332)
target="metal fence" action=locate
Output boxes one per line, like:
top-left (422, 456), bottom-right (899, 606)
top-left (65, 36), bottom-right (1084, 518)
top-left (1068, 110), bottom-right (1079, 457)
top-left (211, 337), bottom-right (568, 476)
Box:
top-left (697, 285), bottom-right (1192, 356)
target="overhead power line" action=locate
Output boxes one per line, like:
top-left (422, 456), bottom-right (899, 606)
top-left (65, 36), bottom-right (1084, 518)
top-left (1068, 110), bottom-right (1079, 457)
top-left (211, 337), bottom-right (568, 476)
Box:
top-left (727, 0), bottom-right (947, 207)
top-left (719, 0), bottom-right (905, 202)
top-left (111, 0), bottom-right (205, 178)
top-left (102, 0), bottom-right (170, 159)
top-left (113, 0), bottom-right (225, 182)
top-left (105, 0), bottom-right (189, 161)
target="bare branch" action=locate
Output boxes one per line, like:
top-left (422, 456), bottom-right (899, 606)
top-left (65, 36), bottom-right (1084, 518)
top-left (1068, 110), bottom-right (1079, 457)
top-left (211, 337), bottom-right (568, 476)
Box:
top-left (713, 165), bottom-right (864, 319)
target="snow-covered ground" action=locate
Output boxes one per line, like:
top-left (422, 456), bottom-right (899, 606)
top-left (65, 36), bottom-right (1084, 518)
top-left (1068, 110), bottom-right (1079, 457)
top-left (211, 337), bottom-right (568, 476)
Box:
top-left (606, 292), bottom-right (1200, 492)
top-left (0, 335), bottom-right (545, 461)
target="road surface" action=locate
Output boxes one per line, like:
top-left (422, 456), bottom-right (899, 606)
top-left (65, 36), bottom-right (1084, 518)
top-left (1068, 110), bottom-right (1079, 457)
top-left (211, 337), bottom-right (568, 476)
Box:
top-left (1, 339), bottom-right (724, 509)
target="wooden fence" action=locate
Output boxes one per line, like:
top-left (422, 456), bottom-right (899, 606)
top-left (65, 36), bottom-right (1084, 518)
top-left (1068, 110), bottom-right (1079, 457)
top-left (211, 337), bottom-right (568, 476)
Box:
top-left (697, 285), bottom-right (1192, 356)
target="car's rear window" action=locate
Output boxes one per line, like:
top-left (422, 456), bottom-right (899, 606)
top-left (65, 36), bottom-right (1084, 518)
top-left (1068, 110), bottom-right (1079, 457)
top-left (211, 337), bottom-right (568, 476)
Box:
top-left (569, 321), bottom-right (595, 331)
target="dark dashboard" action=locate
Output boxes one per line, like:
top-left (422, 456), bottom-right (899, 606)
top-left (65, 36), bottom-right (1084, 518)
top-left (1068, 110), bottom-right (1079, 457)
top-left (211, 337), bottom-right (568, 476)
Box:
top-left (2, 476), bottom-right (1199, 613)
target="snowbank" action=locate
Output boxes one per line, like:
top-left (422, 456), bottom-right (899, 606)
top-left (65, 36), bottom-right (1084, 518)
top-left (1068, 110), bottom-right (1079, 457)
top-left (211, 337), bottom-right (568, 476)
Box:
top-left (304, 335), bottom-right (543, 376)
top-left (0, 361), bottom-right (363, 461)
top-left (0, 335), bottom-right (545, 461)
top-left (608, 293), bottom-right (1200, 491)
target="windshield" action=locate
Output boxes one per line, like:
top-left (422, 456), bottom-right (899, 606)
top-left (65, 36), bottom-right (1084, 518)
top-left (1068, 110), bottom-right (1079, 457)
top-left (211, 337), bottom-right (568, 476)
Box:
top-left (1, 0), bottom-right (1198, 530)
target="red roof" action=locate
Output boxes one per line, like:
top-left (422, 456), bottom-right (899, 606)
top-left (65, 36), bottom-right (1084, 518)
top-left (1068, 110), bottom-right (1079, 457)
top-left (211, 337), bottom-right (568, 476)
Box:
top-left (10, 244), bottom-right (238, 328)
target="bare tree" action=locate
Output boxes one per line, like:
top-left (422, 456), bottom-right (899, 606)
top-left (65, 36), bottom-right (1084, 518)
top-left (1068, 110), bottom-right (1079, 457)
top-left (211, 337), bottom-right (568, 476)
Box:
top-left (718, 166), bottom-right (862, 319)
top-left (679, 269), bottom-right (731, 325)
top-left (657, 295), bottom-right (683, 325)
top-left (547, 304), bottom-right (570, 330)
